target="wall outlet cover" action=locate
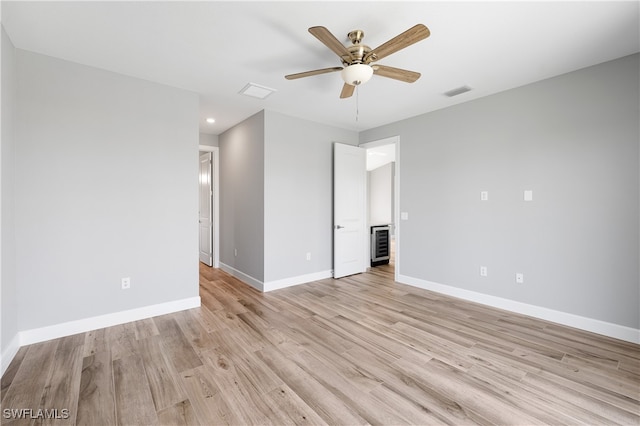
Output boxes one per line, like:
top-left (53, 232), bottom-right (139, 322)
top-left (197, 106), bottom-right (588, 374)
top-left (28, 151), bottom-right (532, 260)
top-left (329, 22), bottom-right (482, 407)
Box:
top-left (121, 277), bottom-right (131, 289)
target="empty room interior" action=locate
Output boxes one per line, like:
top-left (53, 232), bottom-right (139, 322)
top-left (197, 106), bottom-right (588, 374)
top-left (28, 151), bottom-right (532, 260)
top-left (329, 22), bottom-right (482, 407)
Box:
top-left (1, 1), bottom-right (639, 425)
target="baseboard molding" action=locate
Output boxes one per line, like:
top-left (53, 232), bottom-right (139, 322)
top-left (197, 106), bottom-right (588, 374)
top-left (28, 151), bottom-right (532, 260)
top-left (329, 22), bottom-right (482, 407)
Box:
top-left (1, 333), bottom-right (21, 377)
top-left (219, 262), bottom-right (264, 292)
top-left (264, 270), bottom-right (333, 292)
top-left (397, 274), bottom-right (640, 344)
top-left (19, 296), bottom-right (201, 347)
top-left (217, 264), bottom-right (333, 293)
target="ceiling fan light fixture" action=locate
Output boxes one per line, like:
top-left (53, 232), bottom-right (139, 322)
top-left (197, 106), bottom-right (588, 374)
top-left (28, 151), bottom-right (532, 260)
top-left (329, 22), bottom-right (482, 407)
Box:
top-left (341, 64), bottom-right (373, 86)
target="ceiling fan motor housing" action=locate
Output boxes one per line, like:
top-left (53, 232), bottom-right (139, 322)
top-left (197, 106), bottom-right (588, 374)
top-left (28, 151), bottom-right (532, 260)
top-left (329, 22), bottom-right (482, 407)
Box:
top-left (344, 44), bottom-right (371, 64)
top-left (344, 30), bottom-right (373, 65)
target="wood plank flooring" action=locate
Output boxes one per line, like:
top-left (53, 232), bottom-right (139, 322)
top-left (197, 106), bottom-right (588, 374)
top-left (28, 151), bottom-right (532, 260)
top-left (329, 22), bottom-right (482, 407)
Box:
top-left (2, 261), bottom-right (639, 425)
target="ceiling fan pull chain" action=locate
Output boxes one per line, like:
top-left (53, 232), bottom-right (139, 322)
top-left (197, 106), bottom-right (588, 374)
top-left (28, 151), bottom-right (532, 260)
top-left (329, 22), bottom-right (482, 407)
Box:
top-left (356, 86), bottom-right (359, 122)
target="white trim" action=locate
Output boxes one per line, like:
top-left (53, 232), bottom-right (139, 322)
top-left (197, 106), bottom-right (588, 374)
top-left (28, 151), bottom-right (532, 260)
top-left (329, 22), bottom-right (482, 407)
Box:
top-left (217, 263), bottom-right (333, 293)
top-left (219, 262), bottom-right (264, 292)
top-left (1, 333), bottom-right (21, 377)
top-left (360, 136), bottom-right (399, 149)
top-left (18, 296), bottom-right (201, 347)
top-left (264, 270), bottom-right (333, 292)
top-left (199, 145), bottom-right (220, 268)
top-left (394, 139), bottom-right (400, 282)
top-left (398, 274), bottom-right (640, 344)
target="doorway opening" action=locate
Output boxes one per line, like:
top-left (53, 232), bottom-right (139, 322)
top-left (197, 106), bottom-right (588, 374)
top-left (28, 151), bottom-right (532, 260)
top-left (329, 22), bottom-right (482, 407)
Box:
top-left (361, 137), bottom-right (399, 281)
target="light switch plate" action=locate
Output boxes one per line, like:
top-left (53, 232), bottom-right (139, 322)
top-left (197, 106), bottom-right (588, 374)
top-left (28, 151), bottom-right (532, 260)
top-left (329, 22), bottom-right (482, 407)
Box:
top-left (480, 191), bottom-right (488, 201)
top-left (524, 190), bottom-right (533, 201)
top-left (401, 212), bottom-right (409, 220)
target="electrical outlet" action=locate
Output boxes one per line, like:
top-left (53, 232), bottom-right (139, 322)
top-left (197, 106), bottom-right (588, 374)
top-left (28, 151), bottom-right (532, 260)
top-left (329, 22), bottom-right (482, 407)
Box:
top-left (306, 252), bottom-right (311, 261)
top-left (121, 277), bottom-right (131, 290)
top-left (515, 273), bottom-right (524, 284)
top-left (480, 191), bottom-right (489, 201)
top-left (480, 266), bottom-right (488, 277)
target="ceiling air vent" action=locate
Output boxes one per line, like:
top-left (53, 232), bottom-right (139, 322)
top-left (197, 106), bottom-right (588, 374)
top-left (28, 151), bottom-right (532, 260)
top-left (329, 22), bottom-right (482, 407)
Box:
top-left (239, 83), bottom-right (277, 99)
top-left (444, 85), bottom-right (472, 97)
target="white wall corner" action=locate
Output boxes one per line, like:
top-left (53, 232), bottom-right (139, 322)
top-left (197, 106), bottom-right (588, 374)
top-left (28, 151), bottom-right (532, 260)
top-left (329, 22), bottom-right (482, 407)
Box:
top-left (397, 274), bottom-right (640, 345)
top-left (263, 270), bottom-right (333, 292)
top-left (219, 262), bottom-right (264, 292)
top-left (18, 296), bottom-right (201, 347)
top-left (1, 333), bottom-right (21, 377)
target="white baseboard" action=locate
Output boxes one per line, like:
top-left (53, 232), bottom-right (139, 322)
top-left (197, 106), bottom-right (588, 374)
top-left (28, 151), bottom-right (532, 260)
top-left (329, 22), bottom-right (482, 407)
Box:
top-left (264, 270), bottom-right (333, 292)
top-left (398, 274), bottom-right (640, 344)
top-left (217, 264), bottom-right (333, 293)
top-left (1, 333), bottom-right (21, 377)
top-left (18, 296), bottom-right (201, 347)
top-left (219, 262), bottom-right (263, 291)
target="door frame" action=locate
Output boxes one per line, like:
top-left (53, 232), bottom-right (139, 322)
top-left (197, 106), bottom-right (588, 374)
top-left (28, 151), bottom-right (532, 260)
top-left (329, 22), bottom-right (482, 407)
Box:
top-left (199, 145), bottom-right (219, 268)
top-left (360, 136), bottom-right (400, 282)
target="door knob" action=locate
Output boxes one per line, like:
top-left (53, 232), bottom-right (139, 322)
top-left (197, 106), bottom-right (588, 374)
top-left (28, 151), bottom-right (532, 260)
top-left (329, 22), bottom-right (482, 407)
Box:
top-left (336, 225), bottom-right (345, 229)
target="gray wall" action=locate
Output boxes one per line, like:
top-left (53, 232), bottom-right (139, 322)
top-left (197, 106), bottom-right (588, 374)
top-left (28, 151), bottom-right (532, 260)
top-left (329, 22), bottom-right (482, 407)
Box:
top-left (264, 111), bottom-right (358, 282)
top-left (219, 111), bottom-right (265, 282)
top-left (369, 162), bottom-right (394, 226)
top-left (218, 110), bottom-right (358, 285)
top-left (1, 26), bottom-right (18, 354)
top-left (14, 50), bottom-right (200, 331)
top-left (199, 132), bottom-right (218, 147)
top-left (360, 53), bottom-right (639, 329)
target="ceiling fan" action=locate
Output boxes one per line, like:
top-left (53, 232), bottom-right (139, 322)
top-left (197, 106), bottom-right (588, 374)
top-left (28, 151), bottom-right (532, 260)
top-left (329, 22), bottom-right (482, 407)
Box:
top-left (285, 24), bottom-right (430, 98)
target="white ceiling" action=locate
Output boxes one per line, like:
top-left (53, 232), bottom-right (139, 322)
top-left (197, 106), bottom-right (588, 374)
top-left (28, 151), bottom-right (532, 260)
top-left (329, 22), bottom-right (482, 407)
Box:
top-left (2, 1), bottom-right (638, 135)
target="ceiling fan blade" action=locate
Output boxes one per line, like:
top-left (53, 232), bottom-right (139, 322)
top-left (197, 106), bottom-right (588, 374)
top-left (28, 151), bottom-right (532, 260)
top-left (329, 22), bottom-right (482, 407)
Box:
top-left (340, 83), bottom-right (355, 99)
top-left (373, 65), bottom-right (421, 83)
top-left (309, 26), bottom-right (353, 61)
top-left (285, 67), bottom-right (343, 80)
top-left (364, 24), bottom-right (430, 63)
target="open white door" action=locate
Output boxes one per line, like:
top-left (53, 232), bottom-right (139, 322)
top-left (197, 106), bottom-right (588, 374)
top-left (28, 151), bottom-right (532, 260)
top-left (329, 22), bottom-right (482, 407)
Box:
top-left (333, 143), bottom-right (367, 278)
top-left (199, 152), bottom-right (213, 266)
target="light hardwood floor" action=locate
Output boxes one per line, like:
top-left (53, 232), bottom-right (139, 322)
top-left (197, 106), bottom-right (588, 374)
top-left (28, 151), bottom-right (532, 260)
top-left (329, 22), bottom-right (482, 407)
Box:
top-left (2, 261), bottom-right (639, 425)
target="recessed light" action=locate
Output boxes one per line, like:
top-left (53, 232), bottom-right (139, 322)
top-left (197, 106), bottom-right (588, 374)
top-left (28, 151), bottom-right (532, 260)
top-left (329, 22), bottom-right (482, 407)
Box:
top-left (206, 118), bottom-right (215, 124)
